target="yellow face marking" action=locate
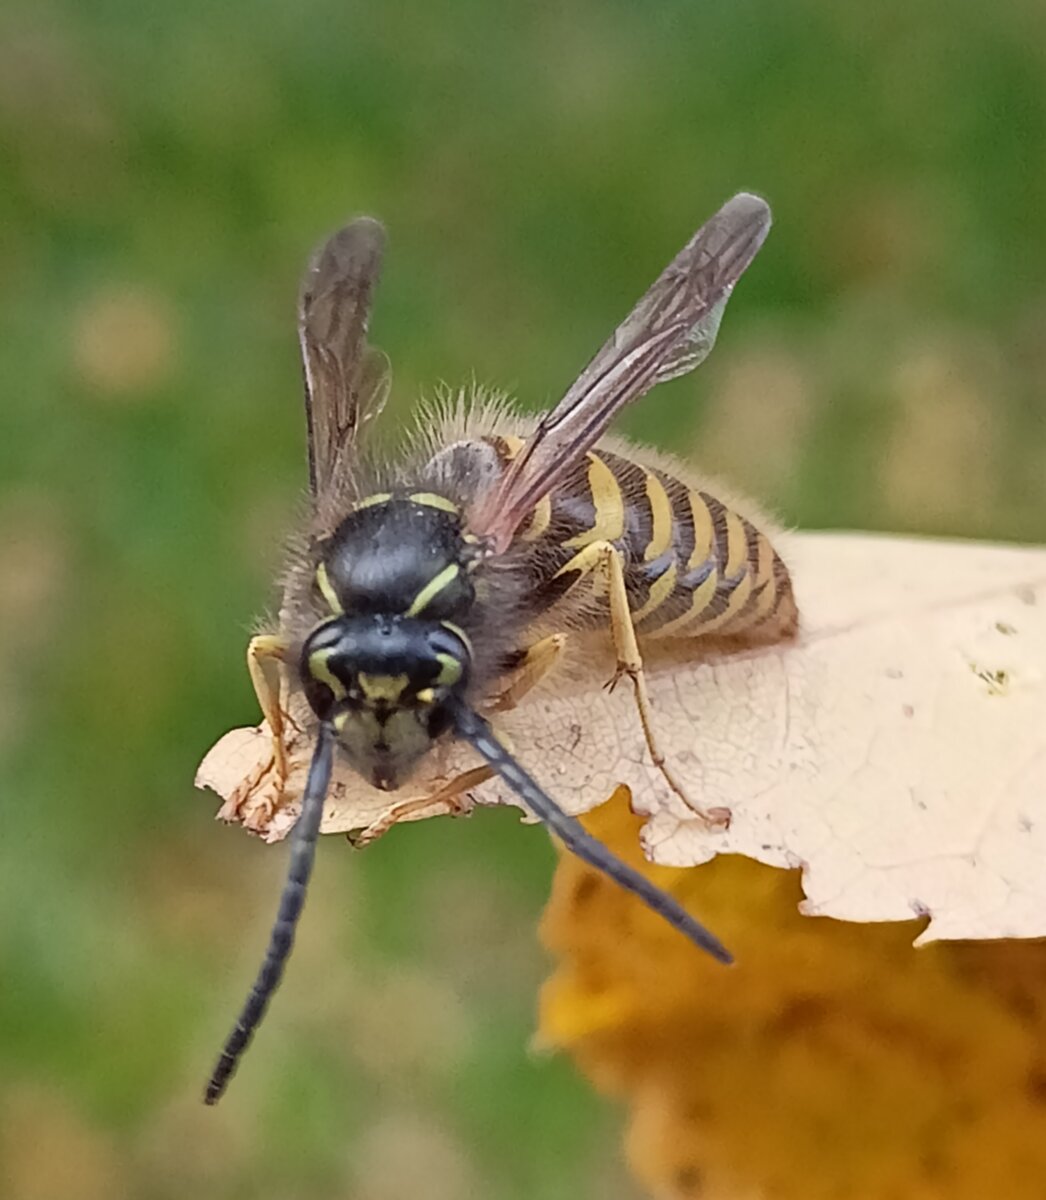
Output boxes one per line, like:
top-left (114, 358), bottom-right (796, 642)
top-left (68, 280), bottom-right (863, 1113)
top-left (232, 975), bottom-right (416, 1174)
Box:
top-left (408, 491), bottom-right (459, 514)
top-left (435, 653), bottom-right (462, 686)
top-left (564, 454), bottom-right (625, 548)
top-left (643, 471), bottom-right (674, 561)
top-left (632, 562), bottom-right (678, 625)
top-left (358, 673), bottom-right (410, 703)
top-left (315, 562), bottom-right (343, 614)
top-left (440, 621), bottom-right (473, 656)
top-left (686, 491), bottom-right (716, 569)
top-left (724, 509), bottom-right (749, 578)
top-left (339, 708), bottom-right (383, 744)
top-left (353, 492), bottom-right (393, 510)
top-left (416, 687), bottom-right (436, 704)
top-left (520, 494), bottom-right (552, 542)
top-left (308, 648), bottom-right (347, 700)
top-left (406, 562), bottom-right (461, 617)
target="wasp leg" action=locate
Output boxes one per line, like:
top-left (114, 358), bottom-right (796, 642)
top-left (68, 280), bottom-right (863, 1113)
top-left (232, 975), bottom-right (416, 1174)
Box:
top-left (552, 540), bottom-right (730, 830)
top-left (349, 765), bottom-right (494, 847)
top-left (491, 633), bottom-right (567, 712)
top-left (247, 634), bottom-right (292, 783)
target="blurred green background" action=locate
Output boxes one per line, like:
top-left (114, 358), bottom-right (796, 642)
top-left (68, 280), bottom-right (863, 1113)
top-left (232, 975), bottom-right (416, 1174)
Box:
top-left (1, 1), bottom-right (1044, 1197)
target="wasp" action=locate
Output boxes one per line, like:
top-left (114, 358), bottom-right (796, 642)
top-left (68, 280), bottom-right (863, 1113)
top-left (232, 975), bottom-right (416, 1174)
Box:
top-left (204, 193), bottom-right (797, 1104)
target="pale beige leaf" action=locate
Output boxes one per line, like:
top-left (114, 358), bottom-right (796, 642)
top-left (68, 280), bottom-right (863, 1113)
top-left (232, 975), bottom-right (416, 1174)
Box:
top-left (196, 531), bottom-right (1046, 944)
top-left (633, 532), bottom-right (1046, 945)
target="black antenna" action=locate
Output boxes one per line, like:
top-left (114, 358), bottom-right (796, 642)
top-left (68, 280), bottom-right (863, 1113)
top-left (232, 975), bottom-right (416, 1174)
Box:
top-left (451, 704), bottom-right (732, 965)
top-left (204, 722), bottom-right (335, 1105)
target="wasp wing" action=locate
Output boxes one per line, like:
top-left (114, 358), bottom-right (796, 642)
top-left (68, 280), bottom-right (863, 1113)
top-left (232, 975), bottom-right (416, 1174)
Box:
top-left (299, 216), bottom-right (390, 500)
top-left (471, 193), bottom-right (771, 551)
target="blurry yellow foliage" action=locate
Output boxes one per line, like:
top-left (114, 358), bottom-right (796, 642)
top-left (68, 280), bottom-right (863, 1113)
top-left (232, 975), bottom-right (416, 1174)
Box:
top-left (538, 788), bottom-right (1046, 1200)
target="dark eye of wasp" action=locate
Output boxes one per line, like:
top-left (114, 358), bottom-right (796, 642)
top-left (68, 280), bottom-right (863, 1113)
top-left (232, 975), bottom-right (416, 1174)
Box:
top-left (315, 492), bottom-right (478, 621)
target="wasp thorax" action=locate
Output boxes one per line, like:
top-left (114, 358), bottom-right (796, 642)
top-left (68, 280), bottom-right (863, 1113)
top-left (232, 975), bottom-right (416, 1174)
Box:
top-left (300, 615), bottom-right (471, 790)
top-left (317, 493), bottom-right (477, 621)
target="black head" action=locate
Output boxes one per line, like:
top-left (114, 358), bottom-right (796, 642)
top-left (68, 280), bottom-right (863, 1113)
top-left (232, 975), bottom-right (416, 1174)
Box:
top-left (300, 614), bottom-right (471, 789)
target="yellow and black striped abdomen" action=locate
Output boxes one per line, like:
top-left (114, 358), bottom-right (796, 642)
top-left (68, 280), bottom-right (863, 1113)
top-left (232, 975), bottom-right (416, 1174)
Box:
top-left (631, 471), bottom-right (797, 642)
top-left (490, 436), bottom-right (797, 644)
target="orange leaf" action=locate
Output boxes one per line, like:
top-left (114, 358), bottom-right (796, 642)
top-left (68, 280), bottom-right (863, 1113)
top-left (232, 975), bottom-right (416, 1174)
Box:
top-left (539, 788), bottom-right (1046, 1200)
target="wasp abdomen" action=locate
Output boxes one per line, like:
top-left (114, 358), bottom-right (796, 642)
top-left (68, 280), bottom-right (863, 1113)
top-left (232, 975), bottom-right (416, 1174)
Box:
top-left (489, 436), bottom-right (797, 644)
top-left (633, 475), bottom-right (798, 643)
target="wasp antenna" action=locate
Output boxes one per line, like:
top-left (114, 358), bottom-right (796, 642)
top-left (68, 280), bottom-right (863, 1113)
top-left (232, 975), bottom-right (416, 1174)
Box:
top-left (451, 705), bottom-right (733, 965)
top-left (204, 722), bottom-right (335, 1105)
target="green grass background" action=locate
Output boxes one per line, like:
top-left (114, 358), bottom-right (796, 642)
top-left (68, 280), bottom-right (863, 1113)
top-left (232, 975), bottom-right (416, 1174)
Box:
top-left (1, 1), bottom-right (1044, 1197)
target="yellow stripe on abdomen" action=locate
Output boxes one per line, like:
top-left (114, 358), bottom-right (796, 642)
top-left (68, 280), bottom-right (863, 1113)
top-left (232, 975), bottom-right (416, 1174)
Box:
top-left (742, 529), bottom-right (780, 625)
top-left (635, 488), bottom-right (763, 640)
top-left (631, 561), bottom-right (678, 625)
top-left (563, 453), bottom-right (626, 548)
top-left (643, 471), bottom-right (674, 561)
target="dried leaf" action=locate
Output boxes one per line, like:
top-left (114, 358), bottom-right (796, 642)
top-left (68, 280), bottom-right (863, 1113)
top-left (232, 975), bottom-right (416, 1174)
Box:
top-left (538, 789), bottom-right (1046, 1200)
top-left (196, 531), bottom-right (1046, 942)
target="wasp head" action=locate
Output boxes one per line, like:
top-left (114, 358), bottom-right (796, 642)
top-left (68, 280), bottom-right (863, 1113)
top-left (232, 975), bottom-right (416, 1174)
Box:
top-left (300, 615), bottom-right (471, 790)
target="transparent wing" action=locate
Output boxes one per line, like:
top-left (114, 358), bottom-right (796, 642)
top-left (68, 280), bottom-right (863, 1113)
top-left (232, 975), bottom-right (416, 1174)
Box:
top-left (299, 217), bottom-right (391, 499)
top-left (471, 193), bottom-right (771, 550)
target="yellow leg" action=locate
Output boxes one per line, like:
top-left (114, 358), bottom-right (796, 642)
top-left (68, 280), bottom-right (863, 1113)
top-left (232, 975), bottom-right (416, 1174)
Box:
top-left (349, 765), bottom-right (493, 847)
top-left (247, 633), bottom-right (291, 781)
top-left (490, 633), bottom-right (567, 712)
top-left (553, 541), bottom-right (730, 830)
